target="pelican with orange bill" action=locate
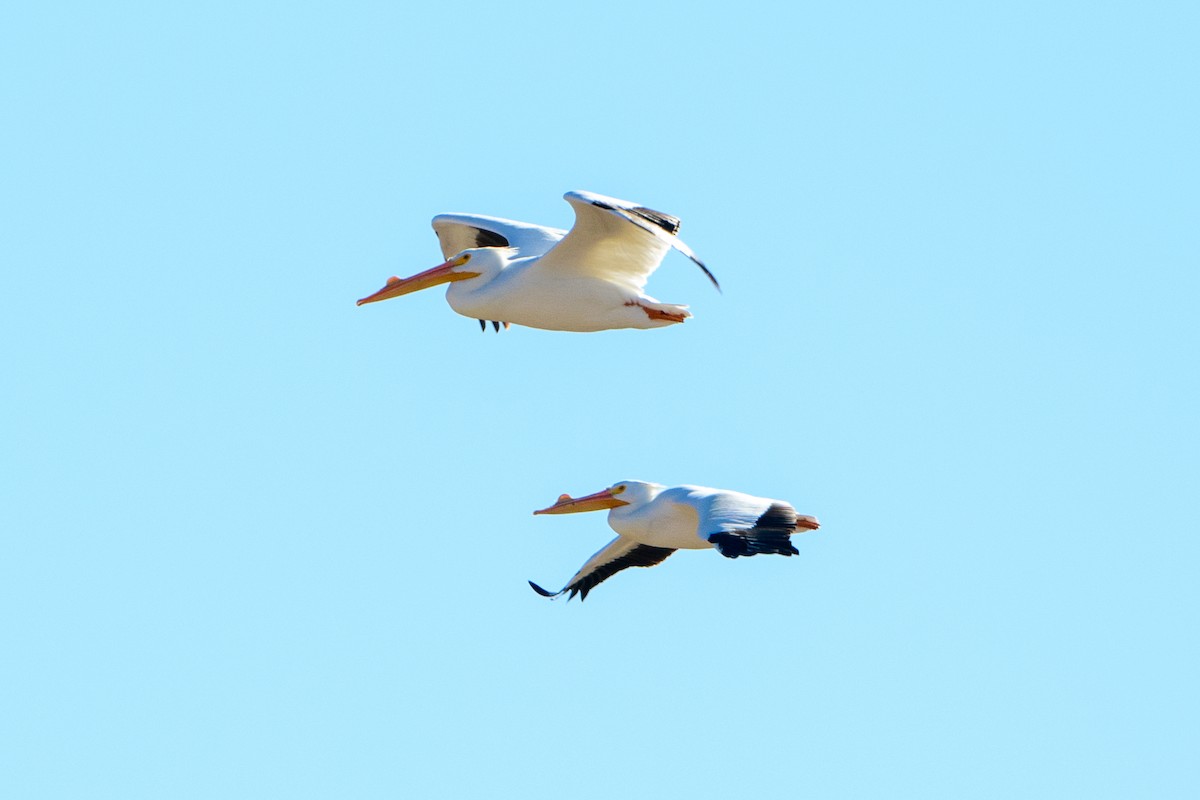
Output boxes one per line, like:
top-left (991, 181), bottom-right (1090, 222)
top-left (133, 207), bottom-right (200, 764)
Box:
top-left (356, 190), bottom-right (720, 333)
top-left (528, 481), bottom-right (821, 602)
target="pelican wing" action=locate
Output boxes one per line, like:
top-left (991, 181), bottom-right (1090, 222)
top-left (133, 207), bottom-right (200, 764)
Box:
top-left (529, 535), bottom-right (676, 602)
top-left (668, 486), bottom-right (813, 559)
top-left (432, 213), bottom-right (566, 260)
top-left (705, 503), bottom-right (803, 558)
top-left (531, 191), bottom-right (719, 293)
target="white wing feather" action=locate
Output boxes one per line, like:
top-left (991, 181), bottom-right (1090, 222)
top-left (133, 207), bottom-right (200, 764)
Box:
top-left (563, 536), bottom-right (641, 588)
top-left (532, 191), bottom-right (718, 292)
top-left (668, 486), bottom-right (777, 536)
top-left (531, 535), bottom-right (676, 601)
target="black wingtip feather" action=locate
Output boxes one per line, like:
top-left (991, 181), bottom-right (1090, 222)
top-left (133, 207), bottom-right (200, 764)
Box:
top-left (590, 198), bottom-right (721, 293)
top-left (474, 228), bottom-right (510, 249)
top-left (708, 532), bottom-right (748, 558)
top-left (529, 580), bottom-right (558, 598)
top-left (696, 260), bottom-right (721, 292)
top-left (630, 205), bottom-right (682, 236)
top-left (708, 505), bottom-right (803, 559)
top-left (757, 503), bottom-right (798, 530)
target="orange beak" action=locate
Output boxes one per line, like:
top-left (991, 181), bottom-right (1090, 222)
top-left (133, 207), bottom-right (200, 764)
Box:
top-left (356, 258), bottom-right (480, 306)
top-left (533, 488), bottom-right (630, 515)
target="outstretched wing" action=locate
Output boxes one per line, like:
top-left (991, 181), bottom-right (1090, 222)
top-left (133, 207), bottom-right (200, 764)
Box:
top-left (705, 502), bottom-right (809, 558)
top-left (530, 191), bottom-right (719, 293)
top-left (529, 535), bottom-right (676, 602)
top-left (664, 485), bottom-right (816, 559)
top-left (431, 213), bottom-right (566, 260)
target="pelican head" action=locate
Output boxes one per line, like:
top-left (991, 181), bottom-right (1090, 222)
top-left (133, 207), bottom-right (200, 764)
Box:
top-left (533, 480), bottom-right (663, 515)
top-left (356, 247), bottom-right (513, 307)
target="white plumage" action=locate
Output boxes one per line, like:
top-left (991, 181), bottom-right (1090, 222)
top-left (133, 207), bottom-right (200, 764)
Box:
top-left (357, 191), bottom-right (719, 332)
top-left (530, 481), bottom-right (821, 601)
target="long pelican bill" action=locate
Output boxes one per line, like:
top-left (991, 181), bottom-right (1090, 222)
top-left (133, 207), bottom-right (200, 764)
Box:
top-left (356, 257), bottom-right (480, 306)
top-left (533, 488), bottom-right (630, 515)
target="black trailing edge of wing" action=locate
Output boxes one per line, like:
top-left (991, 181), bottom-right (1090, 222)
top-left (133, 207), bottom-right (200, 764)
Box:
top-left (531, 544), bottom-right (676, 603)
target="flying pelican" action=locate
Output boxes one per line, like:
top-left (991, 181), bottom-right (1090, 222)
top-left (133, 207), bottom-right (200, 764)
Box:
top-left (356, 190), bottom-right (719, 332)
top-left (529, 481), bottom-right (821, 601)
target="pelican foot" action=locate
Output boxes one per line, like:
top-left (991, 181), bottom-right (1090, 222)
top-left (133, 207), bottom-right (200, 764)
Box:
top-left (642, 305), bottom-right (688, 324)
top-left (626, 301), bottom-right (688, 324)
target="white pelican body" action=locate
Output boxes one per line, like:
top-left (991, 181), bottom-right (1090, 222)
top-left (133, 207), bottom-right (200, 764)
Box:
top-left (357, 191), bottom-right (719, 333)
top-left (442, 259), bottom-right (675, 332)
top-left (530, 480), bottom-right (821, 601)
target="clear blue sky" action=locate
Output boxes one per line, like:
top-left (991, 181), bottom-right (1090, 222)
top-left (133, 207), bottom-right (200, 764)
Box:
top-left (2, 2), bottom-right (1197, 797)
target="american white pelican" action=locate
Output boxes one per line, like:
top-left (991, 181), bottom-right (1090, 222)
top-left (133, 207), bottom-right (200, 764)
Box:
top-left (356, 191), bottom-right (719, 332)
top-left (529, 481), bottom-right (821, 601)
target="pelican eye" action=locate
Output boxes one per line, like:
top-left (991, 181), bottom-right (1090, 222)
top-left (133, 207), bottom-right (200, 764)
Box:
top-left (613, 484), bottom-right (627, 494)
top-left (457, 253), bottom-right (472, 264)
